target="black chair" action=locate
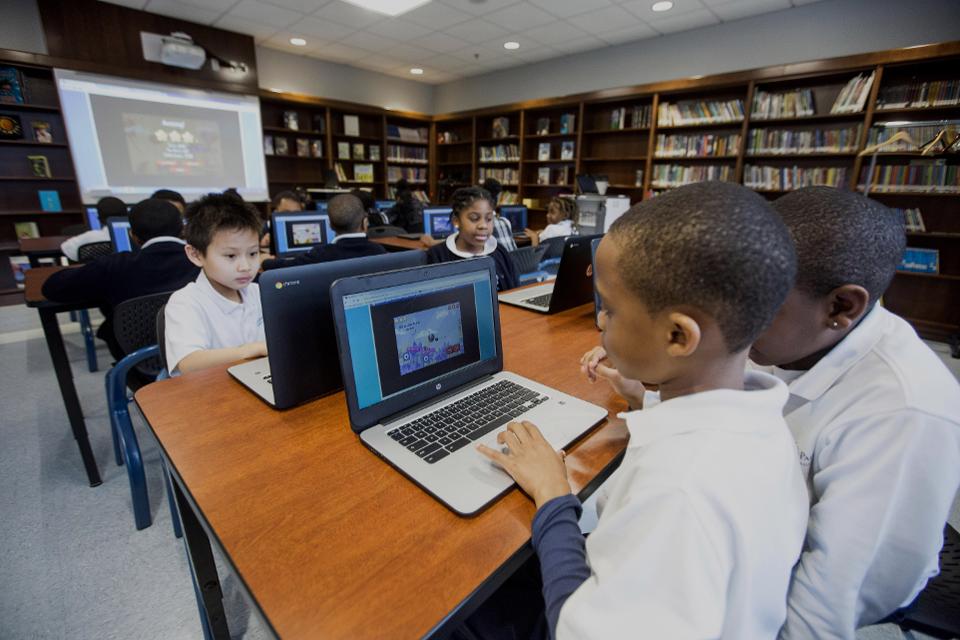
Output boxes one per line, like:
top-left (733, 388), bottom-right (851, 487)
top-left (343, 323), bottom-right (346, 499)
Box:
top-left (367, 225), bottom-right (411, 238)
top-left (510, 245), bottom-right (548, 284)
top-left (895, 523), bottom-right (960, 638)
top-left (77, 240), bottom-right (114, 262)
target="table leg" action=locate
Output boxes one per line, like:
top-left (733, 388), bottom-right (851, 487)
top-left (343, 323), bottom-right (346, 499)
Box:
top-left (172, 479), bottom-right (231, 640)
top-left (38, 308), bottom-right (102, 487)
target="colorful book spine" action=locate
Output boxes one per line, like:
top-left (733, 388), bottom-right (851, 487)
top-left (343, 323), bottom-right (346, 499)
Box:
top-left (387, 166), bottom-right (427, 182)
top-left (478, 167), bottom-right (519, 185)
top-left (650, 164), bottom-right (735, 188)
top-left (859, 163), bottom-right (960, 193)
top-left (891, 207), bottom-right (926, 232)
top-left (877, 79), bottom-right (960, 110)
top-left (830, 72), bottom-right (875, 114)
top-left (751, 88), bottom-right (816, 119)
top-left (479, 145), bottom-right (520, 161)
top-left (654, 132), bottom-right (741, 157)
top-left (657, 99), bottom-right (745, 126)
top-left (387, 145), bottom-right (428, 163)
top-left (743, 165), bottom-right (848, 191)
top-left (747, 125), bottom-right (861, 154)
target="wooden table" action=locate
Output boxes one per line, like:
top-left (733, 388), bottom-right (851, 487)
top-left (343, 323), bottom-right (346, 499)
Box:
top-left (19, 235), bottom-right (69, 267)
top-left (371, 235), bottom-right (434, 252)
top-left (136, 302), bottom-right (628, 639)
top-left (25, 265), bottom-right (101, 486)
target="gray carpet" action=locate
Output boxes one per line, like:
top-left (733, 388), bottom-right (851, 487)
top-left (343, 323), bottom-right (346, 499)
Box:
top-left (0, 303), bottom-right (955, 639)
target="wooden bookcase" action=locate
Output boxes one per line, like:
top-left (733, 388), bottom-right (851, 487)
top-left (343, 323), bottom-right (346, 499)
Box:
top-left (330, 107), bottom-right (385, 197)
top-left (521, 103), bottom-right (580, 217)
top-left (476, 110), bottom-right (522, 207)
top-left (385, 114), bottom-right (431, 199)
top-left (434, 116), bottom-right (474, 205)
top-left (260, 94), bottom-right (330, 201)
top-left (581, 95), bottom-right (655, 200)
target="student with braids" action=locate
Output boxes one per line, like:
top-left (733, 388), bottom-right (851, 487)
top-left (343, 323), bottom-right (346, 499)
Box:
top-left (525, 196), bottom-right (577, 246)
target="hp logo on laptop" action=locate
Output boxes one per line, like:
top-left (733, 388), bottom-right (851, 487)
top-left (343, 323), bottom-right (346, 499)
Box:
top-left (436, 383), bottom-right (442, 390)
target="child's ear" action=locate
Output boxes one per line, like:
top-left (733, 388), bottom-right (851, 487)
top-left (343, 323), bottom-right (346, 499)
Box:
top-left (665, 312), bottom-right (701, 357)
top-left (826, 284), bottom-right (870, 330)
top-left (184, 244), bottom-right (205, 268)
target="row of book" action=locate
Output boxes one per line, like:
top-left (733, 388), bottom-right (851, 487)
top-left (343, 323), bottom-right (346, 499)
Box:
top-left (657, 99), bottom-right (745, 126)
top-left (498, 191), bottom-right (520, 205)
top-left (537, 141), bottom-right (575, 161)
top-left (277, 111), bottom-right (325, 133)
top-left (743, 165), bottom-right (847, 190)
top-left (746, 125), bottom-right (861, 155)
top-left (751, 89), bottom-right (816, 120)
top-left (859, 162), bottom-right (960, 192)
top-left (605, 105), bottom-right (652, 130)
top-left (535, 166), bottom-right (573, 186)
top-left (264, 136), bottom-right (322, 157)
top-left (437, 131), bottom-right (462, 144)
top-left (387, 166), bottom-right (427, 182)
top-left (534, 114), bottom-right (577, 135)
top-left (387, 186), bottom-right (429, 201)
top-left (387, 124), bottom-right (429, 142)
top-left (387, 144), bottom-right (428, 164)
top-left (337, 141), bottom-right (380, 161)
top-left (893, 207), bottom-right (926, 232)
top-left (334, 162), bottom-right (375, 183)
top-left (830, 72), bottom-right (875, 114)
top-left (650, 165), bottom-right (735, 188)
top-left (877, 79), bottom-right (960, 110)
top-left (479, 144), bottom-right (520, 162)
top-left (865, 125), bottom-right (948, 151)
top-left (653, 133), bottom-right (741, 158)
top-left (478, 167), bottom-right (519, 184)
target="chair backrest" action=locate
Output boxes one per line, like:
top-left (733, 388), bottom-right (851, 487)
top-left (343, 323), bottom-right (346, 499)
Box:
top-left (77, 241), bottom-right (114, 263)
top-left (540, 235), bottom-right (569, 262)
top-left (60, 223), bottom-right (87, 236)
top-left (367, 225), bottom-right (409, 238)
top-left (156, 304), bottom-right (167, 373)
top-left (509, 245), bottom-right (546, 275)
top-left (113, 292), bottom-right (174, 378)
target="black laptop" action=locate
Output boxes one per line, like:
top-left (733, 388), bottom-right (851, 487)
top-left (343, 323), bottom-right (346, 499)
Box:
top-left (497, 234), bottom-right (603, 313)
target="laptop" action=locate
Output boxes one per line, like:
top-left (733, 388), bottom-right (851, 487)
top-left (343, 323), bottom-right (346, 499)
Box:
top-left (497, 234), bottom-right (602, 314)
top-left (106, 216), bottom-right (133, 252)
top-left (330, 258), bottom-right (608, 515)
top-left (376, 200), bottom-right (395, 213)
top-left (422, 206), bottom-right (454, 238)
top-left (498, 205), bottom-right (528, 237)
top-left (85, 207), bottom-right (102, 231)
top-left (271, 211), bottom-right (333, 259)
top-left (228, 250), bottom-right (427, 409)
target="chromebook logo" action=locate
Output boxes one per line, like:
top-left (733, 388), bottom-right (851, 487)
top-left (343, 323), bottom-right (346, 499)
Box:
top-left (275, 280), bottom-right (301, 290)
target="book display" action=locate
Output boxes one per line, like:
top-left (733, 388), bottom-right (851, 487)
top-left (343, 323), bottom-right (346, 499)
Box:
top-left (386, 115), bottom-right (432, 190)
top-left (654, 133), bottom-right (741, 158)
top-left (261, 95), bottom-right (328, 199)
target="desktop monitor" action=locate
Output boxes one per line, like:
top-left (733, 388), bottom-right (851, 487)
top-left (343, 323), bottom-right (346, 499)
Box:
top-left (499, 205), bottom-right (527, 232)
top-left (376, 200), bottom-right (395, 213)
top-left (85, 207), bottom-right (102, 231)
top-left (271, 212), bottom-right (330, 259)
top-left (311, 201), bottom-right (329, 214)
top-left (106, 216), bottom-right (133, 252)
top-left (422, 207), bottom-right (454, 238)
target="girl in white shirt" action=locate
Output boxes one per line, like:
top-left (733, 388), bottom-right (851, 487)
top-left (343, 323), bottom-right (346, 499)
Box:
top-left (525, 196), bottom-right (576, 246)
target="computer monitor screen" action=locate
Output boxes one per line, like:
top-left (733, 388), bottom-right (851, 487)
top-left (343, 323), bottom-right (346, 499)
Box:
top-left (310, 201), bottom-right (328, 214)
top-left (423, 207), bottom-right (454, 238)
top-left (272, 213), bottom-right (329, 257)
top-left (499, 205), bottom-right (527, 232)
top-left (107, 217), bottom-right (133, 252)
top-left (376, 200), bottom-right (395, 212)
top-left (86, 207), bottom-right (102, 230)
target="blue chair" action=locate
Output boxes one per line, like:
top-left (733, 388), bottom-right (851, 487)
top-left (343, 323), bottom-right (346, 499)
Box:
top-left (894, 523), bottom-right (960, 638)
top-left (537, 235), bottom-right (569, 276)
top-left (75, 241), bottom-right (114, 372)
top-left (509, 245), bottom-right (549, 284)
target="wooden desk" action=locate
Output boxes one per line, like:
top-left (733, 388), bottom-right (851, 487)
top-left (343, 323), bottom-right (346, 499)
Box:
top-left (19, 235), bottom-right (69, 267)
top-left (371, 235), bottom-right (433, 252)
top-left (137, 303), bottom-right (628, 639)
top-left (25, 265), bottom-right (101, 486)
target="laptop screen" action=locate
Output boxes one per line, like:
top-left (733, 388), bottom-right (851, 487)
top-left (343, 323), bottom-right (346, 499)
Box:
top-left (499, 205), bottom-right (527, 231)
top-left (272, 213), bottom-right (331, 256)
top-left (376, 200), bottom-right (395, 212)
top-left (340, 268), bottom-right (497, 411)
top-left (107, 217), bottom-right (133, 252)
top-left (86, 207), bottom-right (102, 230)
top-left (423, 207), bottom-right (454, 237)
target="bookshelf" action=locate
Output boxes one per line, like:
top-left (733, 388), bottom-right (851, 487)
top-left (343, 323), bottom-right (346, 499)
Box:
top-left (385, 114), bottom-right (431, 199)
top-left (521, 104), bottom-right (580, 212)
top-left (580, 96), bottom-right (654, 199)
top-left (476, 110), bottom-right (522, 206)
top-left (331, 108), bottom-right (385, 197)
top-left (434, 116), bottom-right (474, 205)
top-left (260, 95), bottom-right (329, 200)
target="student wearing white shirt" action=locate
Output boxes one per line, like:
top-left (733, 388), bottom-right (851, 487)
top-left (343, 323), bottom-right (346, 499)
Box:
top-left (745, 187), bottom-right (960, 639)
top-left (60, 196), bottom-right (126, 261)
top-left (165, 193), bottom-right (267, 375)
top-left (475, 182), bottom-right (808, 639)
top-left (525, 196), bottom-right (576, 246)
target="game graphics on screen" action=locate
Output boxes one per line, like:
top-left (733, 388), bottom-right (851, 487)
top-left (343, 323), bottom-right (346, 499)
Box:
top-left (394, 303), bottom-right (465, 376)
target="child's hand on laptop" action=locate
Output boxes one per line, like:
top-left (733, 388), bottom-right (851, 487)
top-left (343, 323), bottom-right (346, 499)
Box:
top-left (580, 346), bottom-right (646, 409)
top-left (243, 341), bottom-right (268, 360)
top-left (477, 420), bottom-right (571, 509)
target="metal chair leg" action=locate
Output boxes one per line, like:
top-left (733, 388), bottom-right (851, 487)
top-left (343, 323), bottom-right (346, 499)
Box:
top-left (164, 462), bottom-right (183, 539)
top-left (78, 309), bottom-right (98, 372)
top-left (105, 369), bottom-right (124, 466)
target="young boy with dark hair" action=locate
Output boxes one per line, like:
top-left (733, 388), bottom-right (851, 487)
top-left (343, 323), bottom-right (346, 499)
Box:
top-left (44, 198), bottom-right (198, 370)
top-left (478, 182), bottom-right (808, 638)
top-left (745, 187), bottom-right (960, 639)
top-left (150, 188), bottom-right (187, 213)
top-left (260, 194), bottom-right (385, 271)
top-left (60, 196), bottom-right (127, 262)
top-left (164, 193), bottom-right (266, 375)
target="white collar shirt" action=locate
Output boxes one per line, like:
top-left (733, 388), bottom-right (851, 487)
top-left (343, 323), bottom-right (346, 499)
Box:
top-left (539, 219), bottom-right (573, 242)
top-left (163, 270), bottom-right (264, 374)
top-left (331, 232), bottom-right (366, 243)
top-left (767, 305), bottom-right (960, 639)
top-left (444, 232), bottom-right (497, 258)
top-left (559, 371), bottom-right (808, 640)
top-left (60, 227), bottom-right (110, 262)
top-left (140, 236), bottom-right (186, 249)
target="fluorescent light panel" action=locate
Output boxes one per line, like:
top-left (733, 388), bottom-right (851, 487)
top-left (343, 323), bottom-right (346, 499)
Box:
top-left (341, 0), bottom-right (432, 17)
top-left (652, 1), bottom-right (674, 11)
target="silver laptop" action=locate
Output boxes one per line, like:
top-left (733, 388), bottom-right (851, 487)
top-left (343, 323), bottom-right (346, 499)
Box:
top-left (330, 257), bottom-right (608, 515)
top-left (498, 234), bottom-right (602, 314)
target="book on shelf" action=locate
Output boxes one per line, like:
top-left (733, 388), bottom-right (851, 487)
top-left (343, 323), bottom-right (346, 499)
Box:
top-left (491, 117), bottom-right (510, 138)
top-left (352, 143), bottom-right (365, 160)
top-left (369, 145), bottom-right (381, 161)
top-left (0, 113), bottom-right (23, 139)
top-left (283, 111), bottom-right (299, 130)
top-left (0, 66), bottom-right (26, 103)
top-left (657, 99), bottom-right (745, 126)
top-left (560, 141), bottom-right (575, 160)
top-left (859, 161), bottom-right (960, 193)
top-left (438, 131), bottom-right (460, 144)
top-left (877, 78), bottom-right (960, 110)
top-left (387, 166), bottom-right (427, 182)
top-left (830, 72), bottom-right (875, 114)
top-left (498, 191), bottom-right (520, 205)
top-left (893, 207), bottom-right (926, 232)
top-left (263, 135), bottom-right (274, 155)
top-left (387, 144), bottom-right (427, 163)
top-left (337, 141), bottom-right (350, 159)
top-left (38, 189), bottom-right (61, 211)
top-left (898, 247), bottom-right (939, 274)
top-left (275, 137), bottom-right (289, 155)
top-left (559, 113), bottom-right (576, 134)
top-left (650, 164), bottom-right (735, 188)
top-left (536, 117), bottom-right (550, 135)
top-left (353, 163), bottom-right (375, 183)
top-left (343, 115), bottom-right (360, 136)
top-left (31, 120), bottom-right (52, 143)
top-left (654, 132), bottom-right (741, 158)
top-left (387, 124), bottom-right (429, 142)
top-left (15, 221), bottom-right (39, 239)
top-left (631, 104), bottom-right (651, 128)
top-left (312, 113), bottom-right (326, 134)
top-left (478, 167), bottom-right (518, 184)
top-left (743, 165), bottom-right (847, 191)
top-left (610, 107), bottom-right (627, 130)
top-left (537, 143), bottom-right (551, 161)
top-left (751, 88), bottom-right (816, 119)
top-left (28, 154), bottom-right (50, 177)
top-left (296, 138), bottom-right (310, 157)
top-left (334, 162), bottom-right (348, 181)
top-left (635, 169), bottom-right (644, 187)
top-left (747, 125), bottom-right (861, 155)
top-left (310, 140), bottom-right (322, 158)
top-left (537, 167), bottom-right (550, 185)
top-left (479, 144), bottom-right (520, 161)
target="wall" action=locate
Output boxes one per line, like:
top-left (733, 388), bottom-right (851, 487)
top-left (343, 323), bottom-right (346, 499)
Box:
top-left (1, 0), bottom-right (47, 54)
top-left (434, 0), bottom-right (960, 114)
top-left (256, 47), bottom-right (435, 114)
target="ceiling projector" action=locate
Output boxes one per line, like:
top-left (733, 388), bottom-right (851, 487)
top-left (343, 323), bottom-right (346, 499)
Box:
top-left (160, 33), bottom-right (206, 70)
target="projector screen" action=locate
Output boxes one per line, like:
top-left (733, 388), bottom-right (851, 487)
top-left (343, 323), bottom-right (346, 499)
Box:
top-left (55, 69), bottom-right (268, 204)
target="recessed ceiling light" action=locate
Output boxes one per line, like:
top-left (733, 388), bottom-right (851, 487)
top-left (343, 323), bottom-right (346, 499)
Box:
top-left (341, 0), bottom-right (432, 17)
top-left (652, 1), bottom-right (674, 11)
top-left (289, 37), bottom-right (307, 46)
top-left (503, 41), bottom-right (520, 50)
top-left (410, 67), bottom-right (424, 75)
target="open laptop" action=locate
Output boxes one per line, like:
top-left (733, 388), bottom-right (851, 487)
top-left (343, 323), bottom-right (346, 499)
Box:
top-left (228, 250), bottom-right (427, 409)
top-left (270, 211), bottom-right (332, 259)
top-left (106, 216), bottom-right (133, 252)
top-left (422, 206), bottom-right (454, 238)
top-left (85, 207), bottom-right (102, 230)
top-left (498, 205), bottom-right (528, 238)
top-left (330, 258), bottom-right (608, 515)
top-left (497, 234), bottom-right (602, 314)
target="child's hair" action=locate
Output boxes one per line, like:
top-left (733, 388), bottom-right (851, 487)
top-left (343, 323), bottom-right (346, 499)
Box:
top-left (450, 186), bottom-right (494, 218)
top-left (481, 178), bottom-right (502, 205)
top-left (772, 187), bottom-right (905, 304)
top-left (184, 193), bottom-right (263, 255)
top-left (609, 181), bottom-right (796, 354)
top-left (95, 196), bottom-right (127, 225)
top-left (150, 188), bottom-right (186, 209)
top-left (271, 190), bottom-right (301, 210)
top-left (130, 198), bottom-right (183, 241)
top-left (327, 194), bottom-right (366, 234)
top-left (547, 196), bottom-right (577, 222)
top-left (351, 188), bottom-right (377, 213)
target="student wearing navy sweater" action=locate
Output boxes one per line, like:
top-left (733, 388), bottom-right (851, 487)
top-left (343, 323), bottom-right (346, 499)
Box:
top-left (261, 193), bottom-right (386, 271)
top-left (426, 187), bottom-right (519, 292)
top-left (42, 198), bottom-right (199, 371)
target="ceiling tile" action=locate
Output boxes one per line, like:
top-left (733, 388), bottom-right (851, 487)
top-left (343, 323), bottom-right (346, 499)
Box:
top-left (597, 21), bottom-right (659, 44)
top-left (444, 19), bottom-right (510, 44)
top-left (709, 0), bottom-right (790, 21)
top-left (567, 6), bottom-right (643, 35)
top-left (528, 0), bottom-right (613, 19)
top-left (143, 0), bottom-right (222, 23)
top-left (414, 31), bottom-right (465, 53)
top-left (262, 0), bottom-right (331, 11)
top-left (622, 0), bottom-right (706, 21)
top-left (550, 35), bottom-right (608, 55)
top-left (647, 7), bottom-right (719, 32)
top-left (522, 20), bottom-right (590, 47)
top-left (307, 40), bottom-right (375, 61)
top-left (790, 0), bottom-right (827, 4)
top-left (515, 45), bottom-right (562, 64)
top-left (401, 2), bottom-right (473, 29)
top-left (379, 42), bottom-right (436, 63)
top-left (348, 33), bottom-right (400, 52)
top-left (362, 18), bottom-right (433, 41)
top-left (422, 53), bottom-right (473, 72)
top-left (228, 0), bottom-right (303, 28)
top-left (101, 0), bottom-right (149, 9)
top-left (438, 0), bottom-right (523, 16)
top-left (354, 55), bottom-right (400, 71)
top-left (311, 1), bottom-right (384, 28)
top-left (214, 14), bottom-right (281, 40)
top-left (263, 31), bottom-right (318, 53)
top-left (292, 15), bottom-right (357, 39)
top-left (171, 0), bottom-right (237, 12)
top-left (483, 3), bottom-right (556, 30)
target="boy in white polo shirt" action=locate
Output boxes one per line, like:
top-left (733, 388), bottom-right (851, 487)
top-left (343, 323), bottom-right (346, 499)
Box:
top-left (747, 187), bottom-right (960, 639)
top-left (165, 193), bottom-right (267, 375)
top-left (475, 182), bottom-right (808, 639)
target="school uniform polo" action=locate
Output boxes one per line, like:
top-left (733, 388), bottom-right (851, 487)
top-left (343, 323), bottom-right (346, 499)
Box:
top-left (164, 270), bottom-right (264, 374)
top-left (60, 227), bottom-right (110, 262)
top-left (491, 215), bottom-right (518, 252)
top-left (771, 305), bottom-right (960, 639)
top-left (538, 219), bottom-right (573, 242)
top-left (260, 233), bottom-right (386, 271)
top-left (425, 233), bottom-right (519, 291)
top-left (538, 370), bottom-right (808, 639)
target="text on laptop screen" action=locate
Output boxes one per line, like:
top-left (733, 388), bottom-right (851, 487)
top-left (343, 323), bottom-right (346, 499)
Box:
top-left (111, 220), bottom-right (133, 252)
top-left (274, 214), bottom-right (329, 254)
top-left (342, 270), bottom-right (497, 409)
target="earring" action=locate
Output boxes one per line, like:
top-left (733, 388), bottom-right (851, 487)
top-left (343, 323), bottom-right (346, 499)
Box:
top-left (830, 320), bottom-right (840, 328)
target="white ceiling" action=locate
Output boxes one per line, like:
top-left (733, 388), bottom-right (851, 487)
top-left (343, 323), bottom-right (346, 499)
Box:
top-left (104, 0), bottom-right (826, 84)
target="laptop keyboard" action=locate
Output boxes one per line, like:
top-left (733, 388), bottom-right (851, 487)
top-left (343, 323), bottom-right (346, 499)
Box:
top-left (524, 293), bottom-right (552, 308)
top-left (386, 380), bottom-right (549, 464)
